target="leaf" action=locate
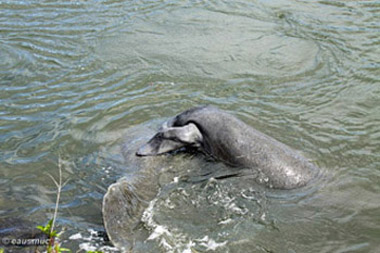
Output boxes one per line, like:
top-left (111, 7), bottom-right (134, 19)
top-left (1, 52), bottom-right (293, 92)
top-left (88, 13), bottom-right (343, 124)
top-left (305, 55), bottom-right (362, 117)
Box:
top-left (37, 219), bottom-right (58, 238)
top-left (37, 224), bottom-right (49, 235)
top-left (59, 248), bottom-right (71, 252)
top-left (50, 230), bottom-right (58, 237)
top-left (36, 225), bottom-right (45, 231)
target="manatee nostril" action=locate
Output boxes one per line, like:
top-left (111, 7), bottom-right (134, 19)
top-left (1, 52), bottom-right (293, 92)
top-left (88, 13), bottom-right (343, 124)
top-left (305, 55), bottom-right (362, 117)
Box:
top-left (136, 143), bottom-right (153, 156)
top-left (136, 147), bottom-right (146, 156)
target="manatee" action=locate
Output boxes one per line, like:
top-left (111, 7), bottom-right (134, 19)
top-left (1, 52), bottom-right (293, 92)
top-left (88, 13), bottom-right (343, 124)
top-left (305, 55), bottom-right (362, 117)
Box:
top-left (102, 106), bottom-right (319, 250)
top-left (137, 105), bottom-right (319, 189)
top-left (102, 125), bottom-right (198, 251)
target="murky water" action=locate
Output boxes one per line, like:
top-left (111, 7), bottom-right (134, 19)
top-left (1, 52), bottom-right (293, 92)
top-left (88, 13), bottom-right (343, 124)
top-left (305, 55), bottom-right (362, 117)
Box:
top-left (1, 0), bottom-right (379, 252)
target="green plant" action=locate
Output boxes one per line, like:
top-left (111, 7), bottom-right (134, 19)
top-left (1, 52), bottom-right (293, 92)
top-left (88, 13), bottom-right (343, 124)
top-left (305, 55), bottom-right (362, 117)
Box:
top-left (37, 219), bottom-right (57, 238)
top-left (36, 157), bottom-right (105, 253)
top-left (37, 219), bottom-right (70, 253)
top-left (36, 156), bottom-right (70, 253)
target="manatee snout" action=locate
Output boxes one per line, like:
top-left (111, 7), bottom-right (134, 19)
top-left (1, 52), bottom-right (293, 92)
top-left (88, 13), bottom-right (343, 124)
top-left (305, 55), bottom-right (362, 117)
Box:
top-left (136, 142), bottom-right (155, 156)
top-left (136, 123), bottom-right (202, 156)
top-left (135, 133), bottom-right (183, 156)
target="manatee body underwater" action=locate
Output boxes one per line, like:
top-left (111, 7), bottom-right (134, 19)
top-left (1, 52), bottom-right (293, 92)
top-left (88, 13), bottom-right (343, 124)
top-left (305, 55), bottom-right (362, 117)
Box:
top-left (102, 105), bottom-right (319, 251)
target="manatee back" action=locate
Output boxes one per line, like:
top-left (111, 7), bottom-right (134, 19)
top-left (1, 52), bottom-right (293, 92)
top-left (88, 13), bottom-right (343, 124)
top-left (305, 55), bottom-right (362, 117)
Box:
top-left (171, 106), bottom-right (319, 189)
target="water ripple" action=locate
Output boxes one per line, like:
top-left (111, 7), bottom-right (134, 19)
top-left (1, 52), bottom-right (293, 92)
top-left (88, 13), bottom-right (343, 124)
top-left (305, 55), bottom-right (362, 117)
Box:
top-left (1, 0), bottom-right (379, 252)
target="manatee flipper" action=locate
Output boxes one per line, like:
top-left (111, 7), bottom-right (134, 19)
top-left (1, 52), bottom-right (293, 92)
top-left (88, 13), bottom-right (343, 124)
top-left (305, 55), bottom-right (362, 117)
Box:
top-left (102, 173), bottom-right (161, 251)
top-left (103, 179), bottom-right (138, 251)
top-left (102, 124), bottom-right (173, 250)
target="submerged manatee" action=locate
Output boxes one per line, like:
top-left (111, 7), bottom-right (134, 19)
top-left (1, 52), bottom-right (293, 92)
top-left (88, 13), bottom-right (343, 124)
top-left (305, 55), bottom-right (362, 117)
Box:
top-left (137, 105), bottom-right (319, 189)
top-left (103, 106), bottom-right (319, 251)
top-left (102, 125), bottom-right (198, 251)
top-left (102, 126), bottom-right (164, 251)
top-left (103, 175), bottom-right (159, 251)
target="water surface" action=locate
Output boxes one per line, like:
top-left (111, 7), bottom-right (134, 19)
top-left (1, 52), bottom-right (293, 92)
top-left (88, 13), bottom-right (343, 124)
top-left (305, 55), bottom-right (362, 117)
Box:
top-left (0, 0), bottom-right (379, 252)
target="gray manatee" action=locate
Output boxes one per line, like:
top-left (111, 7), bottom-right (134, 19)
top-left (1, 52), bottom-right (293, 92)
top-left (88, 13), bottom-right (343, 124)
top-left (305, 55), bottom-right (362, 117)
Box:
top-left (137, 105), bottom-right (319, 189)
top-left (102, 125), bottom-right (164, 251)
top-left (102, 124), bottom-right (200, 251)
top-left (103, 106), bottom-right (319, 251)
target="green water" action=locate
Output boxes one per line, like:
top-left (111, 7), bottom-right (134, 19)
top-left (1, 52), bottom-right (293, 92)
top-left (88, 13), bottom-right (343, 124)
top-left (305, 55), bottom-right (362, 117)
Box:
top-left (0, 0), bottom-right (379, 252)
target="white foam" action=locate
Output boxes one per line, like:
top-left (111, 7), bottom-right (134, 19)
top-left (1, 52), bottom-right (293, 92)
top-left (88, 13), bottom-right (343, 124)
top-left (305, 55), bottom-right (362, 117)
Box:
top-left (68, 229), bottom-right (118, 253)
top-left (196, 236), bottom-right (228, 251)
top-left (182, 241), bottom-right (196, 253)
top-left (147, 225), bottom-right (171, 241)
top-left (218, 218), bottom-right (232, 225)
top-left (159, 237), bottom-right (173, 250)
top-left (164, 198), bottom-right (175, 209)
top-left (79, 242), bottom-right (97, 252)
top-left (69, 233), bottom-right (82, 240)
top-left (142, 187), bottom-right (233, 252)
